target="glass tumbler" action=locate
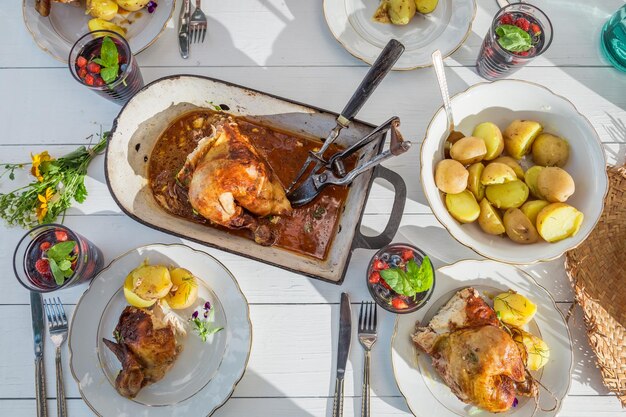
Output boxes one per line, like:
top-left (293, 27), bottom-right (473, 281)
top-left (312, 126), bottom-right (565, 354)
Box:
top-left (476, 3), bottom-right (553, 80)
top-left (69, 30), bottom-right (144, 105)
top-left (601, 4), bottom-right (626, 72)
top-left (13, 224), bottom-right (105, 293)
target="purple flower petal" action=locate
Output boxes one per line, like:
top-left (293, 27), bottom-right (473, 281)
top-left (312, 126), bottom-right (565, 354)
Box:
top-left (203, 311), bottom-right (209, 318)
top-left (146, 1), bottom-right (157, 13)
top-left (512, 398), bottom-right (518, 408)
top-left (191, 311), bottom-right (198, 319)
top-left (204, 301), bottom-right (212, 310)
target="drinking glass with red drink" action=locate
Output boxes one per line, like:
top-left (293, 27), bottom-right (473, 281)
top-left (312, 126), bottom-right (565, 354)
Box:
top-left (69, 30), bottom-right (144, 105)
top-left (13, 224), bottom-right (104, 293)
top-left (476, 3), bottom-right (553, 80)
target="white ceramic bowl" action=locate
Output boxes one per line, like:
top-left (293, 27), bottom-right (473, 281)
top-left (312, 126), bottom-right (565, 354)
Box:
top-left (420, 80), bottom-right (608, 264)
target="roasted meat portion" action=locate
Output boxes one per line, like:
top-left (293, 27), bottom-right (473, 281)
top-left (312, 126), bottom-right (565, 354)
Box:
top-left (103, 306), bottom-right (180, 398)
top-left (177, 118), bottom-right (292, 231)
top-left (412, 288), bottom-right (537, 413)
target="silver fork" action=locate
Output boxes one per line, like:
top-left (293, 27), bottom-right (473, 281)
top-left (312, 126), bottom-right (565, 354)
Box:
top-left (358, 301), bottom-right (378, 417)
top-left (44, 297), bottom-right (68, 417)
top-left (189, 0), bottom-right (207, 44)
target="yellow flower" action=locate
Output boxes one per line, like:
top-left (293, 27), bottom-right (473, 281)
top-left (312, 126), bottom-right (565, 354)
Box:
top-left (36, 187), bottom-right (54, 222)
top-left (31, 151), bottom-right (52, 182)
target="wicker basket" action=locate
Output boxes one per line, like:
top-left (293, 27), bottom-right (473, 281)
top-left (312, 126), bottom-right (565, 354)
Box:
top-left (565, 164), bottom-right (626, 407)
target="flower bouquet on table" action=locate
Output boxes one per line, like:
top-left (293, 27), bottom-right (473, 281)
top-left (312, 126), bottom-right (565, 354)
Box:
top-left (0, 133), bottom-right (108, 228)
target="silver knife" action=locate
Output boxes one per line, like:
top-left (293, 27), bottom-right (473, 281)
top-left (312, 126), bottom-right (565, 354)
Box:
top-left (178, 0), bottom-right (190, 59)
top-left (31, 291), bottom-right (47, 417)
top-left (332, 292), bottom-right (352, 417)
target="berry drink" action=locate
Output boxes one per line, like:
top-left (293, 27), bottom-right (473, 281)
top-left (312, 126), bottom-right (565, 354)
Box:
top-left (477, 3), bottom-right (553, 80)
top-left (13, 224), bottom-right (104, 293)
top-left (69, 30), bottom-right (144, 105)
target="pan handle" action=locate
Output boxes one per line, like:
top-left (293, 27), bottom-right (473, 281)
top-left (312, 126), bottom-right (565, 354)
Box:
top-left (352, 165), bottom-right (406, 250)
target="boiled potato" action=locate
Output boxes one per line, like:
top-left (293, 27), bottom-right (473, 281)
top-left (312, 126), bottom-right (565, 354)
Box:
top-left (450, 136), bottom-right (487, 165)
top-left (415, 0), bottom-right (438, 14)
top-left (444, 131), bottom-right (465, 158)
top-left (115, 0), bottom-right (149, 12)
top-left (123, 273), bottom-right (156, 308)
top-left (494, 291), bottom-right (537, 326)
top-left (503, 120), bottom-right (543, 160)
top-left (435, 159), bottom-right (468, 194)
top-left (478, 198), bottom-right (505, 235)
top-left (388, 0), bottom-right (416, 25)
top-left (503, 208), bottom-right (540, 244)
top-left (537, 166), bottom-right (575, 203)
top-left (491, 156), bottom-right (524, 179)
top-left (520, 200), bottom-right (549, 225)
top-left (512, 328), bottom-right (550, 371)
top-left (536, 203), bottom-right (584, 242)
top-left (524, 165), bottom-right (544, 198)
top-left (467, 163), bottom-right (485, 201)
top-left (485, 180), bottom-right (529, 209)
top-left (165, 267), bottom-right (199, 310)
top-left (86, 0), bottom-right (118, 20)
top-left (128, 264), bottom-right (172, 301)
top-left (472, 122), bottom-right (504, 161)
top-left (480, 162), bottom-right (517, 185)
top-left (445, 190), bottom-right (480, 223)
top-left (532, 133), bottom-right (569, 167)
top-left (88, 18), bottom-right (126, 37)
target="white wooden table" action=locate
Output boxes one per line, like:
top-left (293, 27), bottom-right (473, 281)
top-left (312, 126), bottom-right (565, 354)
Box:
top-left (1, 1), bottom-right (625, 416)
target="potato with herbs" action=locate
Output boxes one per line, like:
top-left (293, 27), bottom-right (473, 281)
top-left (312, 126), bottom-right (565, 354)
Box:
top-left (524, 165), bottom-right (544, 199)
top-left (480, 162), bottom-right (517, 185)
top-left (512, 328), bottom-right (550, 371)
top-left (503, 208), bottom-right (540, 244)
top-left (536, 203), bottom-right (584, 242)
top-left (478, 198), bottom-right (505, 235)
top-left (503, 120), bottom-right (543, 160)
top-left (450, 136), bottom-right (487, 165)
top-left (445, 190), bottom-right (480, 223)
top-left (532, 133), bottom-right (569, 167)
top-left (415, 0), bottom-right (438, 14)
top-left (165, 267), bottom-right (199, 310)
top-left (494, 291), bottom-right (537, 326)
top-left (485, 180), bottom-right (529, 209)
top-left (86, 0), bottom-right (118, 20)
top-left (115, 0), bottom-right (149, 12)
top-left (472, 122), bottom-right (504, 160)
top-left (435, 159), bottom-right (468, 194)
top-left (467, 163), bottom-right (485, 201)
top-left (88, 18), bottom-right (126, 37)
top-left (520, 200), bottom-right (549, 225)
top-left (537, 167), bottom-right (575, 203)
top-left (373, 0), bottom-right (416, 25)
top-left (491, 156), bottom-right (524, 179)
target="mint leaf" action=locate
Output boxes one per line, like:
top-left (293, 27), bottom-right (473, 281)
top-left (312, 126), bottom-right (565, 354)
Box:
top-left (412, 257), bottom-right (434, 293)
top-left (58, 259), bottom-right (72, 271)
top-left (381, 267), bottom-right (416, 296)
top-left (496, 24), bottom-right (532, 52)
top-left (100, 65), bottom-right (119, 85)
top-left (100, 36), bottom-right (118, 68)
top-left (49, 258), bottom-right (65, 285)
top-left (47, 241), bottom-right (75, 261)
top-left (379, 257), bottom-right (433, 296)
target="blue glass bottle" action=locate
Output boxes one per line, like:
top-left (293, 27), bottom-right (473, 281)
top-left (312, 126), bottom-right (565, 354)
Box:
top-left (601, 4), bottom-right (626, 72)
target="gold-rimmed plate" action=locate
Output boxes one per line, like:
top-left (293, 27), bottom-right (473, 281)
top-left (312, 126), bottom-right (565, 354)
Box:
top-left (391, 260), bottom-right (573, 417)
top-left (23, 0), bottom-right (174, 62)
top-left (69, 243), bottom-right (252, 416)
top-left (323, 0), bottom-right (475, 70)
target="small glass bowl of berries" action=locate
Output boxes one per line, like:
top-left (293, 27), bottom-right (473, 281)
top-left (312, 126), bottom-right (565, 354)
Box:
top-left (366, 243), bottom-right (435, 314)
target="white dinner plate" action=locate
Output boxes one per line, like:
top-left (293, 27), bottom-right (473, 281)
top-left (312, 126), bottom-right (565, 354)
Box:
top-left (392, 260), bottom-right (573, 417)
top-left (23, 0), bottom-right (174, 62)
top-left (69, 243), bottom-right (252, 416)
top-left (323, 0), bottom-right (475, 69)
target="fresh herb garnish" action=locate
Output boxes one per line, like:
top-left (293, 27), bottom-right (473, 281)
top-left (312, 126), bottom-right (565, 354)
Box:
top-left (92, 36), bottom-right (119, 85)
top-left (190, 302), bottom-right (223, 342)
top-left (312, 206), bottom-right (326, 220)
top-left (379, 256), bottom-right (433, 297)
top-left (496, 24), bottom-right (532, 52)
top-left (47, 241), bottom-right (77, 285)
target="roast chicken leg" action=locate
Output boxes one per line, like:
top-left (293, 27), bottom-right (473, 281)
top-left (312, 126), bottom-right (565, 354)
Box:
top-left (177, 118), bottom-right (292, 231)
top-left (103, 306), bottom-right (180, 398)
top-left (412, 288), bottom-right (538, 413)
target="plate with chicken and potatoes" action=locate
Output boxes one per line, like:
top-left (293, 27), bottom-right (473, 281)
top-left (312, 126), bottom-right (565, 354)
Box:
top-left (391, 259), bottom-right (573, 417)
top-left (69, 243), bottom-right (251, 416)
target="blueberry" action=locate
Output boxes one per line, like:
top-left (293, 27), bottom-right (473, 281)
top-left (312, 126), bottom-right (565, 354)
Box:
top-left (390, 254), bottom-right (402, 266)
top-left (380, 253), bottom-right (390, 262)
top-left (120, 63), bottom-right (128, 72)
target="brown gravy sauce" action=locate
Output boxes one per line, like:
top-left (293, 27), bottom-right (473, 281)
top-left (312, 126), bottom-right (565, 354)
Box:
top-left (148, 110), bottom-right (354, 260)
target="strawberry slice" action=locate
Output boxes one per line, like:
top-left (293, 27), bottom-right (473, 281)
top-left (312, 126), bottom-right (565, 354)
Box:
top-left (40, 241), bottom-right (52, 251)
top-left (372, 259), bottom-right (389, 271)
top-left (87, 62), bottom-right (101, 74)
top-left (76, 56), bottom-right (87, 68)
top-left (84, 74), bottom-right (95, 86)
top-left (369, 271), bottom-right (381, 284)
top-left (392, 297), bottom-right (409, 310)
top-left (401, 249), bottom-right (414, 262)
top-left (55, 230), bottom-right (68, 242)
top-left (35, 259), bottom-right (50, 275)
